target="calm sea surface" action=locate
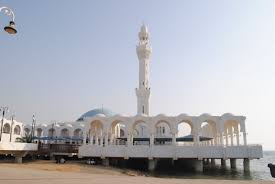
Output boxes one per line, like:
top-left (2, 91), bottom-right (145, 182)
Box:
top-left (152, 151), bottom-right (275, 181)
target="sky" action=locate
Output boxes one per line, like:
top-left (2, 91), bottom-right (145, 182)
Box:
top-left (0, 1), bottom-right (275, 150)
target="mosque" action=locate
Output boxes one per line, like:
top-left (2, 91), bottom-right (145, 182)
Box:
top-left (21, 25), bottom-right (262, 171)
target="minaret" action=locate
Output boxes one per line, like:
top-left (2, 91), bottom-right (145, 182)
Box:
top-left (136, 24), bottom-right (152, 115)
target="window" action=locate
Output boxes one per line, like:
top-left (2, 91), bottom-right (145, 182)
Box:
top-left (142, 106), bottom-right (145, 114)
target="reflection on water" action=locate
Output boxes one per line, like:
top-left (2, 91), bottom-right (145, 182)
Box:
top-left (152, 163), bottom-right (254, 180)
top-left (130, 151), bottom-right (275, 181)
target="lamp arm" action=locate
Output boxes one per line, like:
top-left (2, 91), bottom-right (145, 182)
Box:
top-left (0, 6), bottom-right (15, 21)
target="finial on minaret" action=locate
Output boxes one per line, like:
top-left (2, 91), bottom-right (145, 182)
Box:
top-left (139, 24), bottom-right (149, 44)
top-left (136, 24), bottom-right (152, 115)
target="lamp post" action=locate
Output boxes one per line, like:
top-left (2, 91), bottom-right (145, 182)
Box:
top-left (0, 6), bottom-right (17, 34)
top-left (0, 107), bottom-right (9, 142)
top-left (31, 115), bottom-right (36, 143)
top-left (9, 115), bottom-right (15, 142)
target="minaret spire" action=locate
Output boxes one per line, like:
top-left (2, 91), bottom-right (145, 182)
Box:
top-left (136, 24), bottom-right (152, 115)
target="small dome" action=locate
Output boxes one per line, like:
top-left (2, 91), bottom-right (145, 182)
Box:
top-left (222, 113), bottom-right (234, 117)
top-left (77, 108), bottom-right (116, 121)
top-left (95, 113), bottom-right (106, 117)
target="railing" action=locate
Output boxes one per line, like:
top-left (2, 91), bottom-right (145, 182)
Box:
top-left (38, 143), bottom-right (79, 154)
top-left (79, 143), bottom-right (263, 159)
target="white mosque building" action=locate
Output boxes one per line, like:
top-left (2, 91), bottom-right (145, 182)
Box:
top-left (23, 25), bottom-right (262, 171)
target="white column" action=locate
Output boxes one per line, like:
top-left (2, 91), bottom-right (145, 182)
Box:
top-left (235, 126), bottom-right (240, 146)
top-left (100, 136), bottom-right (104, 146)
top-left (105, 134), bottom-right (108, 146)
top-left (90, 135), bottom-right (94, 145)
top-left (83, 131), bottom-right (87, 145)
top-left (194, 132), bottom-right (200, 146)
top-left (243, 132), bottom-right (247, 146)
top-left (236, 132), bottom-right (240, 146)
top-left (225, 131), bottom-right (228, 146)
top-left (230, 128), bottom-right (234, 146)
top-left (150, 133), bottom-right (154, 146)
top-left (127, 134), bottom-right (132, 146)
top-left (213, 136), bottom-right (217, 145)
top-left (95, 136), bottom-right (98, 145)
top-left (172, 133), bottom-right (176, 145)
top-left (220, 132), bottom-right (224, 146)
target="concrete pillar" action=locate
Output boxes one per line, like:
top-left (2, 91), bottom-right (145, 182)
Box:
top-left (221, 159), bottom-right (226, 168)
top-left (194, 159), bottom-right (203, 172)
top-left (15, 156), bottom-right (23, 164)
top-left (171, 159), bottom-right (175, 167)
top-left (230, 158), bottom-right (237, 169)
top-left (211, 158), bottom-right (216, 167)
top-left (206, 158), bottom-right (210, 165)
top-left (243, 158), bottom-right (250, 172)
top-left (102, 158), bottom-right (109, 166)
top-left (148, 159), bottom-right (157, 172)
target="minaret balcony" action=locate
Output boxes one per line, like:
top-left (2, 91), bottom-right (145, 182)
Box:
top-left (135, 88), bottom-right (150, 97)
top-left (136, 45), bottom-right (152, 60)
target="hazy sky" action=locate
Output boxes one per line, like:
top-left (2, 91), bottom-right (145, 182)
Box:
top-left (1, 1), bottom-right (275, 150)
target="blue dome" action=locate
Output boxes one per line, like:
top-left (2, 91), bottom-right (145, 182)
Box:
top-left (77, 108), bottom-right (116, 121)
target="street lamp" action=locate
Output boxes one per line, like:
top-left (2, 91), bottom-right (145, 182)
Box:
top-left (0, 6), bottom-right (17, 34)
top-left (31, 115), bottom-right (36, 143)
top-left (0, 106), bottom-right (9, 142)
top-left (9, 115), bottom-right (15, 142)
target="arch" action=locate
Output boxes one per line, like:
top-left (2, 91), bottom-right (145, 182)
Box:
top-left (110, 119), bottom-right (127, 137)
top-left (89, 120), bottom-right (104, 145)
top-left (109, 119), bottom-right (127, 145)
top-left (60, 128), bottom-right (70, 138)
top-left (13, 125), bottom-right (21, 135)
top-left (120, 129), bottom-right (125, 137)
top-left (73, 128), bottom-right (83, 138)
top-left (36, 128), bottom-right (43, 137)
top-left (199, 120), bottom-right (217, 137)
top-left (90, 120), bottom-right (104, 136)
top-left (154, 120), bottom-right (172, 138)
top-left (224, 120), bottom-right (240, 134)
top-left (176, 117), bottom-right (194, 134)
top-left (223, 119), bottom-right (241, 146)
top-left (132, 120), bottom-right (150, 138)
top-left (177, 122), bottom-right (192, 137)
top-left (176, 114), bottom-right (194, 129)
top-left (48, 128), bottom-right (56, 137)
top-left (24, 128), bottom-right (30, 135)
top-left (3, 123), bottom-right (10, 133)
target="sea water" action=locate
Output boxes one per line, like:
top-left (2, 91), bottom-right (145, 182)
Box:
top-left (153, 151), bottom-right (275, 181)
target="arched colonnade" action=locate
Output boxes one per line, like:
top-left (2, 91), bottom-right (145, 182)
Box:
top-left (83, 113), bottom-right (247, 147)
